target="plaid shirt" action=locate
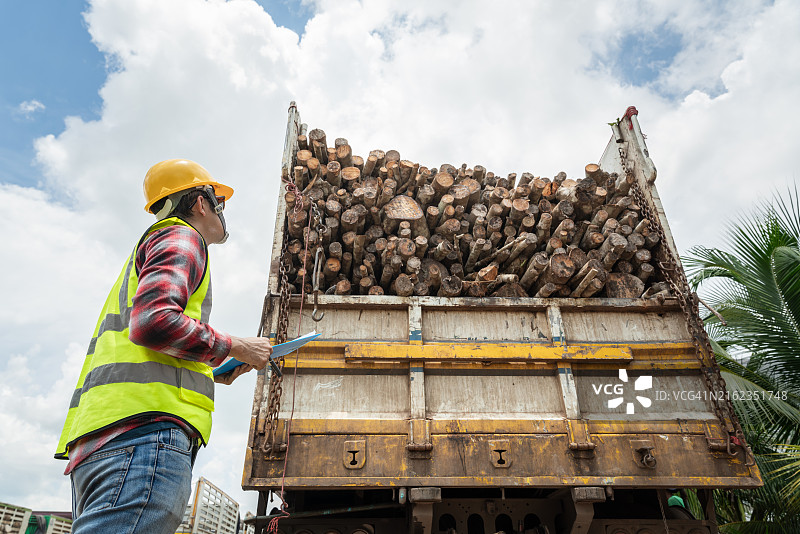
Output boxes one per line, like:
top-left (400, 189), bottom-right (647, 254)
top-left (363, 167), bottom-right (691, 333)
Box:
top-left (65, 224), bottom-right (231, 474)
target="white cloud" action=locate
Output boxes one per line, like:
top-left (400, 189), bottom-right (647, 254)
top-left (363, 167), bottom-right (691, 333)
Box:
top-left (16, 99), bottom-right (46, 118)
top-left (2, 0), bottom-right (798, 515)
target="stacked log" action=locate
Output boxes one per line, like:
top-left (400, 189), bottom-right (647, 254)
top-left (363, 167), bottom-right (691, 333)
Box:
top-left (283, 131), bottom-right (668, 299)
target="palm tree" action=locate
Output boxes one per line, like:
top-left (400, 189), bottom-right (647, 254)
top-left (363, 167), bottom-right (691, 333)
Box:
top-left (684, 186), bottom-right (800, 532)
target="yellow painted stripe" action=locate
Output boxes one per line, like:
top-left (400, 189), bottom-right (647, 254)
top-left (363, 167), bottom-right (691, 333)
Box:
top-left (344, 343), bottom-right (633, 362)
top-left (278, 418), bottom-right (718, 436)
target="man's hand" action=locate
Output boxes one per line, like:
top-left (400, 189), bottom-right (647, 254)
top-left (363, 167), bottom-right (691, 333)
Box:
top-left (228, 336), bottom-right (273, 371)
top-left (214, 363), bottom-right (253, 385)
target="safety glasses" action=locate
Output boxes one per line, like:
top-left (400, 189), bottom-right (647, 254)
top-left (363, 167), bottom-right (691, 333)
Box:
top-left (193, 187), bottom-right (226, 214)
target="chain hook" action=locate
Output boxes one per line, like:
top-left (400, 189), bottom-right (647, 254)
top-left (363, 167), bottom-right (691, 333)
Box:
top-left (311, 247), bottom-right (325, 322)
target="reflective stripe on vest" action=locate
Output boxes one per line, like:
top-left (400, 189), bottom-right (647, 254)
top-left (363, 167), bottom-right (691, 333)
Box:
top-left (55, 217), bottom-right (215, 459)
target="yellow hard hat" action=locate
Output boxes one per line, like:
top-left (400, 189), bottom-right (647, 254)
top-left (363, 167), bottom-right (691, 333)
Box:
top-left (143, 159), bottom-right (234, 213)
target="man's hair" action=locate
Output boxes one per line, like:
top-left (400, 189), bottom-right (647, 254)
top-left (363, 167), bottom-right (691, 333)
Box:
top-left (149, 189), bottom-right (205, 218)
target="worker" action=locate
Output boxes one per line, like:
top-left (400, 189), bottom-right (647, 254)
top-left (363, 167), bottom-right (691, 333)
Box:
top-left (54, 159), bottom-right (273, 534)
top-left (668, 489), bottom-right (687, 508)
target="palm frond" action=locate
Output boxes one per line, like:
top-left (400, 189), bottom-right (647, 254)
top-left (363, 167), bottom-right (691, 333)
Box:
top-left (686, 185), bottom-right (800, 527)
top-left (721, 371), bottom-right (800, 444)
top-left (769, 445), bottom-right (800, 509)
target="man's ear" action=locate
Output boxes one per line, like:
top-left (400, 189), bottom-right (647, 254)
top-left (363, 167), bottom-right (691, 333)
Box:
top-left (193, 195), bottom-right (207, 217)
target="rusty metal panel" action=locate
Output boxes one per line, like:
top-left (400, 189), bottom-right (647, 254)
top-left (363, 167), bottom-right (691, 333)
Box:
top-left (246, 432), bottom-right (759, 490)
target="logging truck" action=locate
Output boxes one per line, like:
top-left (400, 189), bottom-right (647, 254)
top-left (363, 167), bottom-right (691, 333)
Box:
top-left (241, 103), bottom-right (761, 534)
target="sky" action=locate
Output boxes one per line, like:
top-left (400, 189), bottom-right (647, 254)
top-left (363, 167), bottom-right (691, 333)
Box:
top-left (1, 0), bottom-right (798, 517)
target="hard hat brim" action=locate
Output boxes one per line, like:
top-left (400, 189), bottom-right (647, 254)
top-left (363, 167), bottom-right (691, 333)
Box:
top-left (211, 182), bottom-right (234, 202)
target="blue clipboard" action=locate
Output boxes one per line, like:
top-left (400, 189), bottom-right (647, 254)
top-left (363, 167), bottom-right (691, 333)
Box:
top-left (213, 331), bottom-right (321, 377)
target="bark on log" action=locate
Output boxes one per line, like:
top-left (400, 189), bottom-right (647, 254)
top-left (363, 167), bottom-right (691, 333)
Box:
top-left (383, 194), bottom-right (429, 239)
top-left (308, 129), bottom-right (327, 164)
top-left (286, 132), bottom-right (670, 298)
top-left (585, 163), bottom-right (603, 185)
top-left (323, 257), bottom-right (341, 281)
top-left (288, 209), bottom-right (308, 238)
top-left (414, 236), bottom-right (428, 258)
top-left (602, 251), bottom-right (619, 271)
top-left (598, 232), bottom-right (627, 258)
top-left (534, 282), bottom-right (560, 298)
top-left (437, 275), bottom-right (463, 297)
top-left (510, 198), bottom-right (529, 221)
top-left (416, 184), bottom-right (435, 207)
top-left (336, 143), bottom-right (353, 169)
top-left (492, 282), bottom-right (528, 298)
top-left (392, 273), bottom-right (414, 297)
top-left (553, 219), bottom-right (575, 244)
top-left (325, 161), bottom-right (342, 188)
top-left (334, 279), bottom-right (351, 295)
top-left (636, 263), bottom-right (654, 283)
top-left (539, 253), bottom-right (576, 286)
top-left (477, 263), bottom-right (499, 282)
top-left (412, 282), bottom-right (429, 296)
top-left (420, 259), bottom-right (445, 290)
top-left (536, 212), bottom-right (552, 243)
top-left (605, 272), bottom-right (645, 298)
top-left (530, 178), bottom-right (546, 203)
top-left (581, 277), bottom-right (605, 298)
top-left (520, 252), bottom-right (549, 290)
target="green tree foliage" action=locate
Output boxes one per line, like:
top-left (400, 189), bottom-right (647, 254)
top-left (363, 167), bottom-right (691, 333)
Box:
top-left (685, 186), bottom-right (800, 532)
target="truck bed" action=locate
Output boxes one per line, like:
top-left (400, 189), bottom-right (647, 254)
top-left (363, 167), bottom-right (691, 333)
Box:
top-left (241, 103), bottom-right (760, 534)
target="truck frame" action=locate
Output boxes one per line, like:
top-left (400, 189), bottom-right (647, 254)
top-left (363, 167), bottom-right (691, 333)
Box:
top-left (242, 103), bottom-right (761, 534)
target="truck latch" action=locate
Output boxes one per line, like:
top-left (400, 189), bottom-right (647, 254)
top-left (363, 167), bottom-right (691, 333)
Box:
top-left (407, 419), bottom-right (433, 458)
top-left (567, 419), bottom-right (596, 459)
top-left (261, 418), bottom-right (288, 459)
top-left (706, 428), bottom-right (757, 466)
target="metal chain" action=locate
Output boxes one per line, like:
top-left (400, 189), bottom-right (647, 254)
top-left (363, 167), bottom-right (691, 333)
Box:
top-left (261, 179), bottom-right (303, 455)
top-left (623, 145), bottom-right (745, 448)
top-left (261, 175), bottom-right (329, 454)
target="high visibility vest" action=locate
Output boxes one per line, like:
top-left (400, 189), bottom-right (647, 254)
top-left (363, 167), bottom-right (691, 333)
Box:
top-left (55, 217), bottom-right (215, 459)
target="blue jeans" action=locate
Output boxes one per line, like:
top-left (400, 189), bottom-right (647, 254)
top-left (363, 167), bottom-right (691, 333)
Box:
top-left (70, 427), bottom-right (196, 534)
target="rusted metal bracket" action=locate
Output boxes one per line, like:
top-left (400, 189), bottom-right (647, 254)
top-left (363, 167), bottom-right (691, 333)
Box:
top-left (263, 418), bottom-right (288, 459)
top-left (407, 419), bottom-right (433, 458)
top-left (705, 428), bottom-right (756, 465)
top-left (704, 423), bottom-right (743, 460)
top-left (631, 439), bottom-right (657, 469)
top-left (569, 487), bottom-right (604, 534)
top-left (567, 419), bottom-right (596, 459)
top-left (409, 487), bottom-right (441, 534)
